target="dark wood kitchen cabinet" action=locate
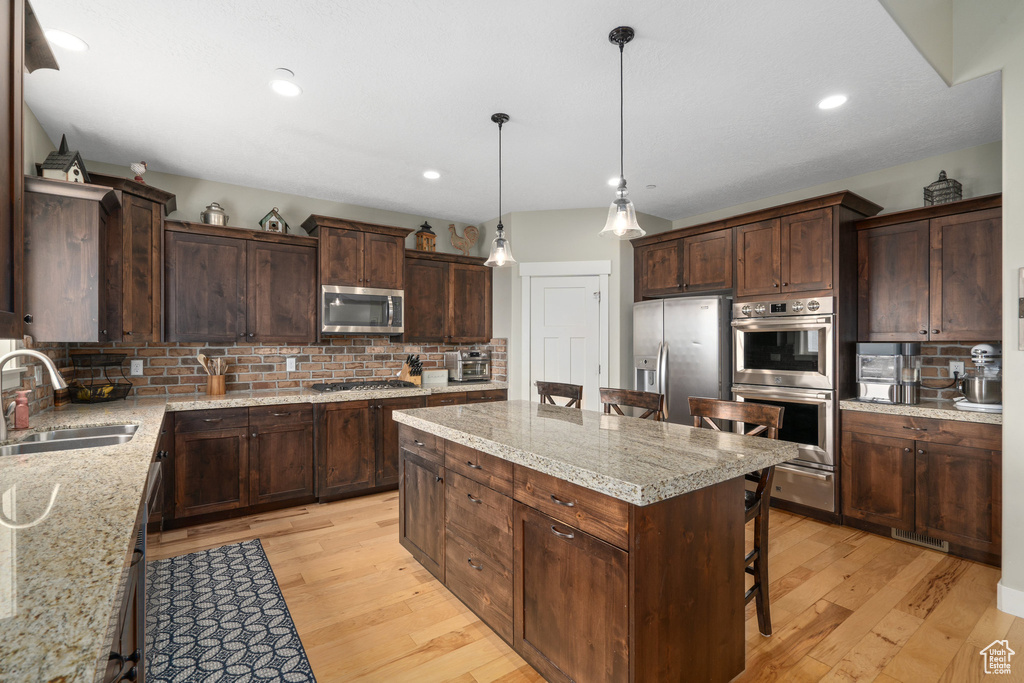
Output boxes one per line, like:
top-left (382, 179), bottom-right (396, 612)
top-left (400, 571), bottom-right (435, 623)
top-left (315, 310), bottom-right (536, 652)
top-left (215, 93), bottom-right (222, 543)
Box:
top-left (399, 447), bottom-right (446, 581)
top-left (377, 395), bottom-right (426, 486)
top-left (635, 239), bottom-right (683, 297)
top-left (404, 251), bottom-right (492, 344)
top-left (736, 218), bottom-right (780, 297)
top-left (248, 404), bottom-right (315, 505)
top-left (302, 215), bottom-right (412, 289)
top-left (173, 409), bottom-right (250, 518)
top-left (857, 196), bottom-right (1002, 342)
top-left (90, 173), bottom-right (176, 342)
top-left (736, 209), bottom-right (832, 297)
top-left (681, 228), bottom-right (733, 292)
top-left (841, 410), bottom-right (1001, 565)
top-left (164, 222), bottom-right (317, 343)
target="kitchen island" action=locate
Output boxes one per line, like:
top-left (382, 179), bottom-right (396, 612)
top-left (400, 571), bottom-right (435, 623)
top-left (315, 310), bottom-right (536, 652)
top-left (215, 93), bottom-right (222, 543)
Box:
top-left (393, 400), bottom-right (799, 683)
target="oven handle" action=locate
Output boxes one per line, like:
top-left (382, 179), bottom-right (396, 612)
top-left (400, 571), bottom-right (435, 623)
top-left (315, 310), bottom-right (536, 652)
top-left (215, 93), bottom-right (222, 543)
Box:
top-left (733, 386), bottom-right (833, 403)
top-left (775, 464), bottom-right (833, 481)
top-left (731, 317), bottom-right (831, 329)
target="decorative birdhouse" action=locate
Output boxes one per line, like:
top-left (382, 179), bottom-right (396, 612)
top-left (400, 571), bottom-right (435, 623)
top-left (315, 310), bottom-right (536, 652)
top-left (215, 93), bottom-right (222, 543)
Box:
top-left (259, 207), bottom-right (288, 233)
top-left (40, 134), bottom-right (90, 184)
top-left (416, 221), bottom-right (436, 251)
top-left (923, 170), bottom-right (962, 206)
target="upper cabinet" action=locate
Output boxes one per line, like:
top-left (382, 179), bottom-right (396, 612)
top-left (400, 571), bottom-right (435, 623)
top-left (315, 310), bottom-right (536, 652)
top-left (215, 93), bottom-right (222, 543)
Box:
top-left (164, 222), bottom-right (317, 344)
top-left (632, 192), bottom-right (881, 303)
top-left (857, 196), bottom-right (1001, 342)
top-left (302, 215), bottom-right (411, 290)
top-left (404, 251), bottom-right (492, 344)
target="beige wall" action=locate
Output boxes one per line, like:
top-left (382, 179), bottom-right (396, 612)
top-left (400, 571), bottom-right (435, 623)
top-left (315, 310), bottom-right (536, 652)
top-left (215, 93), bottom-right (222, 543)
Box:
top-left (23, 103), bottom-right (55, 175)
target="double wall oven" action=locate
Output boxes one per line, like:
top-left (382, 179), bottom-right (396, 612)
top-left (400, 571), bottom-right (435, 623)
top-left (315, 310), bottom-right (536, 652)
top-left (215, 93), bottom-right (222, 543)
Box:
top-left (732, 297), bottom-right (837, 513)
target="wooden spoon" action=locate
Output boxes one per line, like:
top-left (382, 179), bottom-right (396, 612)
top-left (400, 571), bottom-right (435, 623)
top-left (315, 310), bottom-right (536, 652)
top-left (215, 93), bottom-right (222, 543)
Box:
top-left (197, 353), bottom-right (212, 375)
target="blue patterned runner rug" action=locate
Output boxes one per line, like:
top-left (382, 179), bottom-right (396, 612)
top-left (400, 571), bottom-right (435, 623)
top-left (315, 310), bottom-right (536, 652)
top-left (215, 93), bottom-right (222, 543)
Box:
top-left (146, 539), bottom-right (316, 682)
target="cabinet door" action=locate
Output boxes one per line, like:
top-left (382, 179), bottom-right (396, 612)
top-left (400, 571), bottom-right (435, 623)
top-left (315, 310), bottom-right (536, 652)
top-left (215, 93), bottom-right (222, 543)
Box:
top-left (636, 240), bottom-right (682, 298)
top-left (736, 218), bottom-right (780, 297)
top-left (173, 428), bottom-right (249, 518)
top-left (513, 503), bottom-right (628, 683)
top-left (318, 401), bottom-right (375, 497)
top-left (376, 396), bottom-right (427, 487)
top-left (363, 232), bottom-right (404, 289)
top-left (250, 422), bottom-right (315, 506)
top-left (448, 263), bottom-right (492, 343)
top-left (399, 448), bottom-right (446, 581)
top-left (320, 226), bottom-right (363, 286)
top-left (681, 229), bottom-right (732, 292)
top-left (840, 430), bottom-right (916, 531)
top-left (164, 231), bottom-right (247, 342)
top-left (781, 208), bottom-right (832, 293)
top-left (916, 443), bottom-right (1001, 554)
top-left (121, 195), bottom-right (163, 342)
top-left (929, 208), bottom-right (1001, 341)
top-left (857, 221), bottom-right (930, 341)
top-left (404, 257), bottom-right (449, 342)
top-left (0, 0), bottom-right (23, 340)
top-left (246, 240), bottom-right (317, 344)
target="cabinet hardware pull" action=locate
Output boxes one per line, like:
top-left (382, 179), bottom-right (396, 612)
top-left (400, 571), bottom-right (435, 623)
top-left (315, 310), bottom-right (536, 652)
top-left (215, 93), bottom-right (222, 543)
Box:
top-left (467, 493), bottom-right (482, 504)
top-left (782, 282), bottom-right (789, 287)
top-left (467, 461), bottom-right (482, 469)
top-left (931, 329), bottom-right (940, 334)
top-left (248, 333), bottom-right (255, 338)
top-left (413, 440), bottom-right (425, 447)
top-left (240, 332), bottom-right (246, 336)
top-left (550, 525), bottom-right (575, 540)
top-left (271, 412), bottom-right (289, 417)
top-left (202, 418), bottom-right (222, 423)
top-left (252, 433), bottom-right (257, 438)
top-left (772, 283), bottom-right (778, 287)
top-left (902, 426), bottom-right (927, 431)
top-left (129, 549), bottom-right (144, 567)
top-left (468, 559), bottom-right (483, 571)
top-left (904, 447), bottom-right (912, 453)
top-left (124, 331), bottom-right (132, 336)
top-left (23, 314), bottom-right (31, 324)
top-left (550, 494), bottom-right (575, 508)
top-left (107, 648), bottom-right (141, 683)
top-left (435, 475), bottom-right (443, 483)
top-left (918, 329), bottom-right (927, 335)
top-left (918, 449), bottom-right (926, 455)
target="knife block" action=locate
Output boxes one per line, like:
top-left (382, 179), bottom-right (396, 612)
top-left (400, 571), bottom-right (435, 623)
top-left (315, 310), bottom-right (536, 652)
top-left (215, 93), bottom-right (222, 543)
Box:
top-left (399, 363), bottom-right (422, 386)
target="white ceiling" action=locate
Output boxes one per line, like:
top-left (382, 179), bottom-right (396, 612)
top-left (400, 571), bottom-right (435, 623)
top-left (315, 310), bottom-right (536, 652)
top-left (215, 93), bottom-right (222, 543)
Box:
top-left (26, 1), bottom-right (1001, 224)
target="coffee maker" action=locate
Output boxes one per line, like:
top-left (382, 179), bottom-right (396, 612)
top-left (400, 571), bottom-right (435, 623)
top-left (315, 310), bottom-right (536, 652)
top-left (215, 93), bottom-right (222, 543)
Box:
top-left (955, 343), bottom-right (1002, 412)
top-left (856, 343), bottom-right (922, 404)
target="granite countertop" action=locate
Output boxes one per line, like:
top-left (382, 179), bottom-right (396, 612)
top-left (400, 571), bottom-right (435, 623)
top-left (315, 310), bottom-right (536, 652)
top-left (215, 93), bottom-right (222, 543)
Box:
top-left (0, 380), bottom-right (507, 682)
top-left (393, 400), bottom-right (799, 506)
top-left (840, 398), bottom-right (1002, 425)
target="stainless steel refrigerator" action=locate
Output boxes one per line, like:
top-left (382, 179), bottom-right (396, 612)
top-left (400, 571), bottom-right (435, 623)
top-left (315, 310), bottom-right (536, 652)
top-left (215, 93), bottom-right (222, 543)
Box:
top-left (633, 296), bottom-right (732, 425)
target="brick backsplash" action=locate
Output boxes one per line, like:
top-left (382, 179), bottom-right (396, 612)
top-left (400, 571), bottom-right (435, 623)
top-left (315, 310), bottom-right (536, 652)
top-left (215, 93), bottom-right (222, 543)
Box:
top-left (919, 341), bottom-right (997, 400)
top-left (61, 337), bottom-right (507, 398)
top-left (0, 341), bottom-right (70, 417)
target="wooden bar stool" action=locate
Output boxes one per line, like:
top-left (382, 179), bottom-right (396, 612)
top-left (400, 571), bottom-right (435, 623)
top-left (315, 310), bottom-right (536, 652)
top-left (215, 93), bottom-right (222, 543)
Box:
top-left (535, 381), bottom-right (584, 409)
top-left (687, 397), bottom-right (784, 637)
top-left (599, 388), bottom-right (665, 421)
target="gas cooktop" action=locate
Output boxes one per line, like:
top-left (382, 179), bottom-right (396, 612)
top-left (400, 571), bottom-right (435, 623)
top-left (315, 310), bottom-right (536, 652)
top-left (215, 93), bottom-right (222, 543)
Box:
top-left (311, 379), bottom-right (418, 392)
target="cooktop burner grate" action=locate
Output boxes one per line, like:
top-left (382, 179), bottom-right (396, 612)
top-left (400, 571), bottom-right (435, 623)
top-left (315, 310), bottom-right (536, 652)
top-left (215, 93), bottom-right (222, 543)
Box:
top-left (311, 379), bottom-right (418, 392)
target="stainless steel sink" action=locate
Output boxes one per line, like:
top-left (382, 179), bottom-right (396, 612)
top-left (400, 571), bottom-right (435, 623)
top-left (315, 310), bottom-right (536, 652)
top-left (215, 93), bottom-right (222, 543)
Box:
top-left (23, 424), bottom-right (139, 442)
top-left (0, 424), bottom-right (139, 457)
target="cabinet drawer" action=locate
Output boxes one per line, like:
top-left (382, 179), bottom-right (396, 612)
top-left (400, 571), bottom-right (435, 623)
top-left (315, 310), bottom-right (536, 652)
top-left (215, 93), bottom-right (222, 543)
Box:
top-left (465, 389), bottom-right (507, 403)
top-left (427, 392), bottom-right (466, 407)
top-left (514, 465), bottom-right (629, 550)
top-left (445, 441), bottom-right (513, 496)
top-left (174, 408), bottom-right (248, 433)
top-left (446, 470), bottom-right (513, 569)
top-left (445, 529), bottom-right (513, 643)
top-left (399, 425), bottom-right (442, 464)
top-left (841, 410), bottom-right (1001, 450)
top-left (249, 403), bottom-right (313, 428)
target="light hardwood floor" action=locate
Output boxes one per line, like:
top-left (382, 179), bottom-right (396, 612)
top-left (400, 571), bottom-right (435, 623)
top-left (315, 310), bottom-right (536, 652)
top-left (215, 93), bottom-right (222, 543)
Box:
top-left (150, 492), bottom-right (1024, 683)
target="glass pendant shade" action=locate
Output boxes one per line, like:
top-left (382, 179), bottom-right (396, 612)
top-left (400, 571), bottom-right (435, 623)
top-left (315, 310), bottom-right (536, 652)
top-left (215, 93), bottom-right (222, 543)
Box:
top-left (599, 183), bottom-right (645, 239)
top-left (484, 224), bottom-right (516, 267)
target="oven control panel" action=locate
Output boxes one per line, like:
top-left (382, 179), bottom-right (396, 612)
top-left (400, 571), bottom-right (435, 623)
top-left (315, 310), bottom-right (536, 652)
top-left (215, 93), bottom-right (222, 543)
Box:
top-left (735, 297), bottom-right (833, 318)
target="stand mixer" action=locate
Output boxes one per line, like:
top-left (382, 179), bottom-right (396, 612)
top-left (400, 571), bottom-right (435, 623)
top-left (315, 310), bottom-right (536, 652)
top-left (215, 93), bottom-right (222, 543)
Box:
top-left (955, 343), bottom-right (1002, 412)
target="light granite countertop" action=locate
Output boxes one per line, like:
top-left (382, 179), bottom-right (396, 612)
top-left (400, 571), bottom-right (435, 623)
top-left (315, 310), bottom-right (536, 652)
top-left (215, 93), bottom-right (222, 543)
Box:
top-left (0, 381), bottom-right (506, 683)
top-left (840, 398), bottom-right (1002, 425)
top-left (393, 400), bottom-right (799, 506)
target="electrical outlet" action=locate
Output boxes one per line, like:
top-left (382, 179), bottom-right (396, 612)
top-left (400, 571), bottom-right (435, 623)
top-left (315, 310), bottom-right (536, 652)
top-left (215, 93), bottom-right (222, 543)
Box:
top-left (130, 360), bottom-right (144, 376)
top-left (949, 361), bottom-right (965, 378)
top-left (286, 357), bottom-right (296, 372)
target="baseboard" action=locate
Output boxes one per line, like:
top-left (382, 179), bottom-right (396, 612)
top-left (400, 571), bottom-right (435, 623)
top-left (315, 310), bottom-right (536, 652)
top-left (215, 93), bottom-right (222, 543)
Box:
top-left (998, 580), bottom-right (1024, 618)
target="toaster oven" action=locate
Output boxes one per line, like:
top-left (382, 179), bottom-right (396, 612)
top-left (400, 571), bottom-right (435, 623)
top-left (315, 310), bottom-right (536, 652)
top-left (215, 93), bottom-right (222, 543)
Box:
top-left (445, 350), bottom-right (491, 382)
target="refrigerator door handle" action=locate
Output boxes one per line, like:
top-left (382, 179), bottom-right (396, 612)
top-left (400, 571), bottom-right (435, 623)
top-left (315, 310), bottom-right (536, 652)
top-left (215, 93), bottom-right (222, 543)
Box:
top-left (657, 342), bottom-right (668, 415)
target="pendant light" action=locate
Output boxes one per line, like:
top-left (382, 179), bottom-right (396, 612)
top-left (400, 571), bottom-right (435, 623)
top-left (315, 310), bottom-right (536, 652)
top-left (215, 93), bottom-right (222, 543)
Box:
top-left (599, 26), bottom-right (645, 239)
top-left (485, 112), bottom-right (517, 267)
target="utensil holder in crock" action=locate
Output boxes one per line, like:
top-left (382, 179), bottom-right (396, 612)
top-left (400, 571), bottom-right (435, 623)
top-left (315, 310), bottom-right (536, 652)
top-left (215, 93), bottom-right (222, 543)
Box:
top-left (206, 375), bottom-right (226, 396)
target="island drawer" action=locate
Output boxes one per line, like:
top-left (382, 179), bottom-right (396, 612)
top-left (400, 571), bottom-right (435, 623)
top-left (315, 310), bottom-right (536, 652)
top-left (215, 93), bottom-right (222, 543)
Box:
top-left (514, 466), bottom-right (629, 550)
top-left (841, 410), bottom-right (1001, 450)
top-left (465, 389), bottom-right (508, 403)
top-left (399, 426), bottom-right (442, 463)
top-left (249, 404), bottom-right (313, 428)
top-left (445, 529), bottom-right (513, 643)
top-left (445, 441), bottom-right (513, 496)
top-left (446, 470), bottom-right (513, 569)
top-left (174, 408), bottom-right (248, 433)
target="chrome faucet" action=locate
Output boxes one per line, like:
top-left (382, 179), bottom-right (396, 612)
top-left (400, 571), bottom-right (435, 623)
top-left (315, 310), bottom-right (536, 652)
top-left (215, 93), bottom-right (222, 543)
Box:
top-left (0, 349), bottom-right (68, 442)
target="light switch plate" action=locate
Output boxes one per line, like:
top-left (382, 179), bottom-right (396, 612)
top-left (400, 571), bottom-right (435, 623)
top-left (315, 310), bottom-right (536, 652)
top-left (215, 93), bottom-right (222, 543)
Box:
top-left (949, 361), bottom-right (965, 378)
top-left (130, 360), bottom-right (143, 376)
top-left (286, 357), bottom-right (296, 372)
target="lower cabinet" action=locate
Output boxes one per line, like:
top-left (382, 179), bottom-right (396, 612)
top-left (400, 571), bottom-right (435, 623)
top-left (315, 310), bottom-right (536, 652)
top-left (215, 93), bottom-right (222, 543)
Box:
top-left (399, 447), bottom-right (446, 580)
top-left (427, 392), bottom-right (467, 407)
top-left (249, 404), bottom-right (315, 505)
top-left (465, 389), bottom-right (508, 404)
top-left (103, 522), bottom-right (145, 683)
top-left (841, 410), bottom-right (1001, 564)
top-left (174, 424), bottom-right (250, 518)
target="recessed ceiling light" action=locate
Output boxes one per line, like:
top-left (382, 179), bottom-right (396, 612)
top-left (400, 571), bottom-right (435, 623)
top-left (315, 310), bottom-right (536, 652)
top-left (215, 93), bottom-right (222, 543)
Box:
top-left (270, 68), bottom-right (302, 97)
top-left (818, 94), bottom-right (848, 110)
top-left (423, 170), bottom-right (441, 180)
top-left (45, 29), bottom-right (88, 52)
top-left (608, 177), bottom-right (620, 187)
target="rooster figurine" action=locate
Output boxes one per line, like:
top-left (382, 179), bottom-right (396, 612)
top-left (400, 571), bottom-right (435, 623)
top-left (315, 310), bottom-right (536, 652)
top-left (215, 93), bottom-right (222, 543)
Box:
top-left (130, 161), bottom-right (148, 184)
top-left (448, 224), bottom-right (479, 256)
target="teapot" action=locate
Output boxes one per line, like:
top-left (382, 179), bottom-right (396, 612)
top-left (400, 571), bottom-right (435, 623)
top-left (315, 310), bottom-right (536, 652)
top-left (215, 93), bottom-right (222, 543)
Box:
top-left (200, 202), bottom-right (229, 226)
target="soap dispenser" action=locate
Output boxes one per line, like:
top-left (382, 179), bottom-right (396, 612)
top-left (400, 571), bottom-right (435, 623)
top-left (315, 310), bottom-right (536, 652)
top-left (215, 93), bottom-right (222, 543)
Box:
top-left (14, 389), bottom-right (30, 430)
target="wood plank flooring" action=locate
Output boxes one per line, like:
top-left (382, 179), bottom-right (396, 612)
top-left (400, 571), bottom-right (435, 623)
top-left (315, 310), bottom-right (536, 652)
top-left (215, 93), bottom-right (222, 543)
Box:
top-left (150, 492), bottom-right (1024, 683)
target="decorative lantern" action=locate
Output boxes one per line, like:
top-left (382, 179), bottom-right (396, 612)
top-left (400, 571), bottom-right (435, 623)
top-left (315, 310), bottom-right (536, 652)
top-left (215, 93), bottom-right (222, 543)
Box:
top-left (415, 221), bottom-right (436, 252)
top-left (923, 170), bottom-right (962, 206)
top-left (259, 207), bottom-right (288, 233)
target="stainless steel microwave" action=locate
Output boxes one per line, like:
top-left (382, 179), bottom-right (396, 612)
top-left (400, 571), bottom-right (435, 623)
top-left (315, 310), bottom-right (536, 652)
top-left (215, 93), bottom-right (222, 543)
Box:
top-left (321, 285), bottom-right (404, 334)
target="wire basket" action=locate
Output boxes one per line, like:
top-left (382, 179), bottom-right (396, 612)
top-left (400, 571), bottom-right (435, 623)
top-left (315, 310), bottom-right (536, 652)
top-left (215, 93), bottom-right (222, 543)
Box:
top-left (68, 352), bottom-right (133, 403)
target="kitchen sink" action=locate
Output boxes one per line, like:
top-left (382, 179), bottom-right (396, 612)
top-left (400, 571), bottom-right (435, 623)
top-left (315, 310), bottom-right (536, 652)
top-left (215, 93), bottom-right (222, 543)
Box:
top-left (0, 424), bottom-right (138, 457)
top-left (22, 424), bottom-right (139, 442)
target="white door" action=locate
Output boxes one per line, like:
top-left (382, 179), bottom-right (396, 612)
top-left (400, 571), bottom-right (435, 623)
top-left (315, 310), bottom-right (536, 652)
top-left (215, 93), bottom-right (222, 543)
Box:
top-left (529, 276), bottom-right (601, 410)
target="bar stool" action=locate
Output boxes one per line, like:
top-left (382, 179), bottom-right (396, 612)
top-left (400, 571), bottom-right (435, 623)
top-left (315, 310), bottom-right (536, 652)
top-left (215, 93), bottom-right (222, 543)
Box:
top-left (599, 388), bottom-right (665, 421)
top-left (535, 381), bottom-right (584, 409)
top-left (687, 397), bottom-right (784, 637)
